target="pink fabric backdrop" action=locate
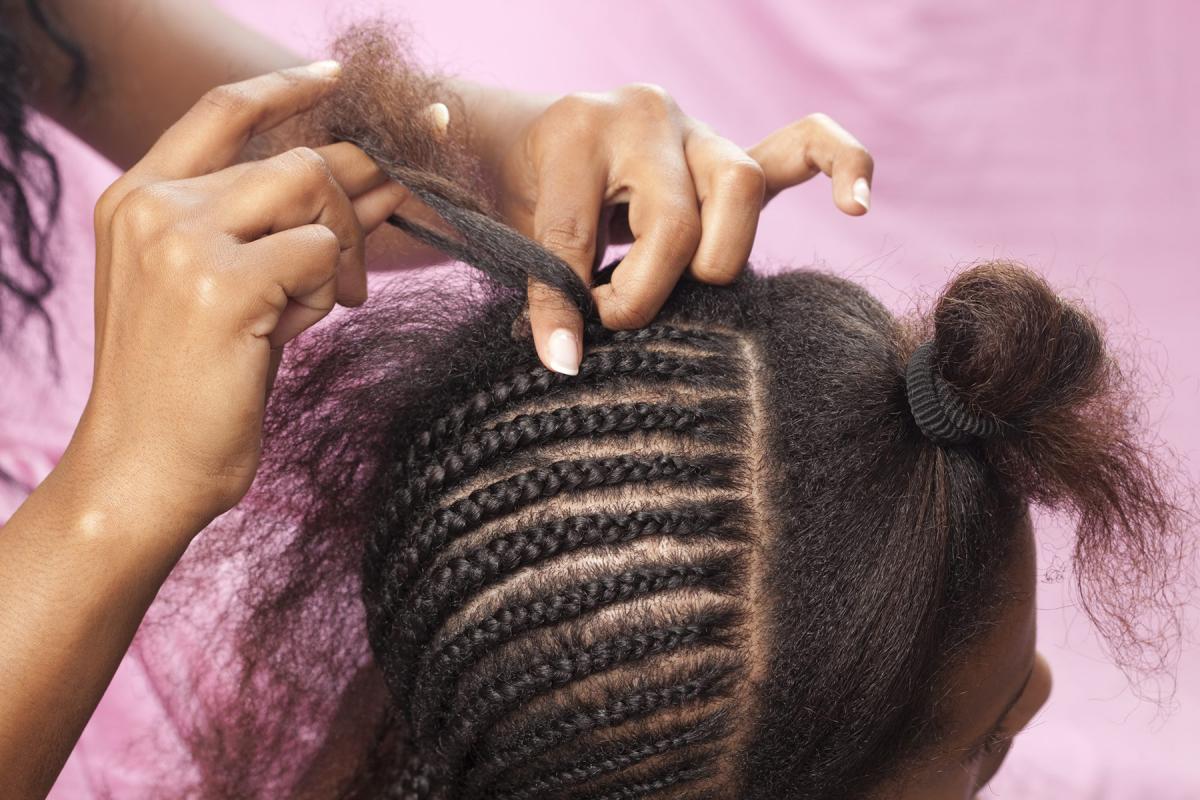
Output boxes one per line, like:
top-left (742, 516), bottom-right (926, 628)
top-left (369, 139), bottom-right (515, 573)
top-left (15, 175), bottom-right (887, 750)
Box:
top-left (2, 1), bottom-right (1194, 797)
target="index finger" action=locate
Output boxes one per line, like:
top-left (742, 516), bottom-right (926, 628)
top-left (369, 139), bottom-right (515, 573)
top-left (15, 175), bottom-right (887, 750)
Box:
top-left (138, 61), bottom-right (343, 180)
top-left (593, 160), bottom-right (701, 330)
top-left (748, 113), bottom-right (874, 214)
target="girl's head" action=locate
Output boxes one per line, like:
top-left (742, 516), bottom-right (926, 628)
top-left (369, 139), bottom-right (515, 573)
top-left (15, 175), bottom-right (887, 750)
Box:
top-left (150, 28), bottom-right (1185, 800)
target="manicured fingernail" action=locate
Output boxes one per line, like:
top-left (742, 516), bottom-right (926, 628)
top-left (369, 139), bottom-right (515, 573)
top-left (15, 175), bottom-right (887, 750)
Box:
top-left (852, 177), bottom-right (871, 211)
top-left (547, 328), bottom-right (580, 376)
top-left (305, 60), bottom-right (342, 78)
top-left (426, 102), bottom-right (450, 135)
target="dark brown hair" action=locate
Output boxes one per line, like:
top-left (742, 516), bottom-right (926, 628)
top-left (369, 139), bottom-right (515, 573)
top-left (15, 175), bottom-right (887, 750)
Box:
top-left (139, 26), bottom-right (1188, 800)
top-left (0, 0), bottom-right (87, 347)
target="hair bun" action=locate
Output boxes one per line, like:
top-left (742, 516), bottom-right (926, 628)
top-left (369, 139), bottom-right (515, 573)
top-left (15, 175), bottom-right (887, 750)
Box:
top-left (924, 262), bottom-right (1106, 453)
top-left (915, 261), bottom-right (1184, 675)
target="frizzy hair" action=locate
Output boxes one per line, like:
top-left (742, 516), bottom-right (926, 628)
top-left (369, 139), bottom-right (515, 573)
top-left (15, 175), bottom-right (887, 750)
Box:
top-left (137, 24), bottom-right (1189, 800)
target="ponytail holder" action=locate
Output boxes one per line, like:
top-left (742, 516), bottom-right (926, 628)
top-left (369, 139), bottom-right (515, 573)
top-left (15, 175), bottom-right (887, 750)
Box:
top-left (905, 342), bottom-right (1005, 446)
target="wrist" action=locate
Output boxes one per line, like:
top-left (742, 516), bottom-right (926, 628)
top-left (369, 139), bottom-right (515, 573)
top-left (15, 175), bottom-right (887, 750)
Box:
top-left (46, 433), bottom-right (217, 557)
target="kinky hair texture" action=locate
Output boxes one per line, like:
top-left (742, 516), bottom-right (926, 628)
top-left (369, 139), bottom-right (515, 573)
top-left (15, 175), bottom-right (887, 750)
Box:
top-left (141, 25), bottom-right (1188, 800)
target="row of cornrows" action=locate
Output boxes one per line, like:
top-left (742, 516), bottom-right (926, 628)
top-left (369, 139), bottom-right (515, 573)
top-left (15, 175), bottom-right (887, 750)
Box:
top-left (366, 325), bottom-right (759, 800)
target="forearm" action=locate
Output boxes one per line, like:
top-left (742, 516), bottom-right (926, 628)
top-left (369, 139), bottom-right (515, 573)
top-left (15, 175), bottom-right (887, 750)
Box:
top-left (24, 0), bottom-right (299, 168)
top-left (0, 444), bottom-right (204, 799)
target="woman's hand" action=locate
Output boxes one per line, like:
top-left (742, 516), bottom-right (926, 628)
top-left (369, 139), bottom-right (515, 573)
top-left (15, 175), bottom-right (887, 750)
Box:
top-left (1, 62), bottom-right (424, 800)
top-left (462, 83), bottom-right (874, 375)
top-left (74, 62), bottom-right (409, 531)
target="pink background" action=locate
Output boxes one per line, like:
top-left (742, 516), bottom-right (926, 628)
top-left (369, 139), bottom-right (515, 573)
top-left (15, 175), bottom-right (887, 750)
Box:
top-left (0, 1), bottom-right (1194, 797)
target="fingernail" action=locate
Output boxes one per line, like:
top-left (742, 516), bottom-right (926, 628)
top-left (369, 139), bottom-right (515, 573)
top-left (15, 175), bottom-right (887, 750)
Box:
top-left (426, 102), bottom-right (450, 135)
top-left (305, 59), bottom-right (342, 78)
top-left (852, 177), bottom-right (871, 211)
top-left (547, 328), bottom-right (580, 376)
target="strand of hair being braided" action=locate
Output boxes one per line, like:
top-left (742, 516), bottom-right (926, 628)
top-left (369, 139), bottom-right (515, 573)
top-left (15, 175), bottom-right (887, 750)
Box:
top-left (312, 26), bottom-right (593, 326)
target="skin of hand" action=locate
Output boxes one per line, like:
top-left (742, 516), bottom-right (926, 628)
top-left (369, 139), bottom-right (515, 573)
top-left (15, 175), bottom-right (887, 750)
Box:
top-left (22, 0), bottom-right (873, 375)
top-left (0, 63), bottom-right (413, 798)
top-left (1, 4), bottom-right (874, 791)
top-left (456, 81), bottom-right (875, 374)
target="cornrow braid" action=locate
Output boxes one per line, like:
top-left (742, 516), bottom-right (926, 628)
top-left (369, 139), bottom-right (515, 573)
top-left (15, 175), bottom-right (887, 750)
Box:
top-left (411, 560), bottom-right (736, 732)
top-left (358, 321), bottom-right (763, 799)
top-left (368, 453), bottom-right (732, 653)
top-left (403, 505), bottom-right (740, 720)
top-left (438, 613), bottom-right (737, 784)
top-left (489, 713), bottom-right (727, 800)
top-left (396, 401), bottom-right (725, 517)
top-left (397, 349), bottom-right (733, 473)
top-left (585, 760), bottom-right (716, 800)
top-left (396, 492), bottom-right (730, 653)
top-left (605, 324), bottom-right (731, 347)
top-left (464, 665), bottom-right (737, 792)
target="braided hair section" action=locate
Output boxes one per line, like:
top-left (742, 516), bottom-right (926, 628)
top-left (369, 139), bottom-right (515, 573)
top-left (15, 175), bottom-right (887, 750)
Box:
top-left (362, 324), bottom-right (764, 799)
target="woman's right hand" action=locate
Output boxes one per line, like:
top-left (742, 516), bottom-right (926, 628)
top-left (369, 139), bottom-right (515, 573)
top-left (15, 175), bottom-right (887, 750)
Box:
top-left (70, 62), bottom-right (410, 534)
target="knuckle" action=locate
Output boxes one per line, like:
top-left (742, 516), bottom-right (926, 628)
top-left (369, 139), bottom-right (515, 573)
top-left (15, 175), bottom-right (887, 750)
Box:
top-left (284, 146), bottom-right (333, 183)
top-left (535, 94), bottom-right (605, 145)
top-left (801, 111), bottom-right (834, 128)
top-left (111, 184), bottom-right (176, 240)
top-left (716, 158), bottom-right (767, 199)
top-left (691, 256), bottom-right (743, 286)
top-left (536, 216), bottom-right (596, 261)
top-left (786, 113), bottom-right (829, 142)
top-left (602, 295), bottom-right (656, 330)
top-left (156, 228), bottom-right (205, 277)
top-left (620, 82), bottom-right (675, 114)
top-left (94, 181), bottom-right (129, 228)
top-left (656, 210), bottom-right (702, 255)
top-left (552, 91), bottom-right (604, 118)
top-left (310, 224), bottom-right (342, 261)
top-left (198, 83), bottom-right (254, 118)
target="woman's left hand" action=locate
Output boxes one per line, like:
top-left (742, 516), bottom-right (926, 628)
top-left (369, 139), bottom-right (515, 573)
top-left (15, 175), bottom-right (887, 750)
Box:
top-left (462, 83), bottom-right (874, 375)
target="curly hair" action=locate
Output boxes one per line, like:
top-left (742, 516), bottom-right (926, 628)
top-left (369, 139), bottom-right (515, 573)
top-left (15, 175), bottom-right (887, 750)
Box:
top-left (140, 26), bottom-right (1189, 800)
top-left (0, 0), bottom-right (86, 343)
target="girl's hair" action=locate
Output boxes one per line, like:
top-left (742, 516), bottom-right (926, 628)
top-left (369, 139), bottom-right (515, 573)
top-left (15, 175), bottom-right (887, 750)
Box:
top-left (0, 0), bottom-right (86, 342)
top-left (143, 26), bottom-right (1188, 800)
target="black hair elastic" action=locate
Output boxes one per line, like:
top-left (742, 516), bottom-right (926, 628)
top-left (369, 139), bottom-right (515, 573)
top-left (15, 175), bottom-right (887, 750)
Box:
top-left (905, 342), bottom-right (1005, 446)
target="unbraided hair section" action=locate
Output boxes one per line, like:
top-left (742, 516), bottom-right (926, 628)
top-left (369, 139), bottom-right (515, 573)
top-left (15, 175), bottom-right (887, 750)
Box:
top-left (361, 322), bottom-right (765, 799)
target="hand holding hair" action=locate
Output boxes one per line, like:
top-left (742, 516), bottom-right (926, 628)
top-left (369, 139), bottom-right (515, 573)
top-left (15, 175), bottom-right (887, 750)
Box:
top-left (0, 61), bottom-right (428, 798)
top-left (465, 86), bottom-right (875, 375)
top-left (310, 29), bottom-right (874, 377)
top-left (79, 61), bottom-right (426, 524)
